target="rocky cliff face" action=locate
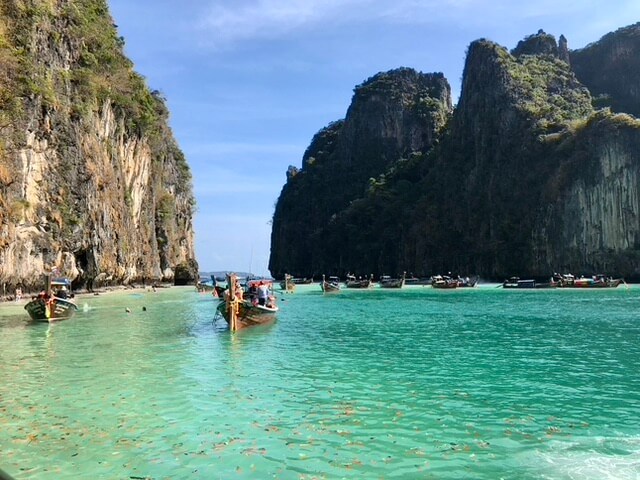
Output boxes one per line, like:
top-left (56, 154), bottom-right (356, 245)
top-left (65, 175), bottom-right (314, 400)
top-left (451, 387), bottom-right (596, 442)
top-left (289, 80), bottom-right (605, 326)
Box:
top-left (571, 23), bottom-right (640, 116)
top-left (269, 68), bottom-right (452, 277)
top-left (426, 36), bottom-right (594, 276)
top-left (0, 0), bottom-right (197, 294)
top-left (531, 112), bottom-right (640, 274)
top-left (270, 24), bottom-right (640, 280)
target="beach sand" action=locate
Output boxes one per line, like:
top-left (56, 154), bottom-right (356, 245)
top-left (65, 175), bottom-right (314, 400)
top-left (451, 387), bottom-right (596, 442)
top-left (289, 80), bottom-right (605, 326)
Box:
top-left (0, 285), bottom-right (172, 317)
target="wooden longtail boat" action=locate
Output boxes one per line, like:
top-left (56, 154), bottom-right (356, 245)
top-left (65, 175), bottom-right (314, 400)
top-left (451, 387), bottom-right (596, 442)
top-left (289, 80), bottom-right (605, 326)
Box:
top-left (553, 273), bottom-right (623, 288)
top-left (24, 276), bottom-right (78, 322)
top-left (431, 275), bottom-right (458, 289)
top-left (196, 275), bottom-right (216, 293)
top-left (279, 273), bottom-right (295, 293)
top-left (432, 274), bottom-right (478, 289)
top-left (345, 274), bottom-right (373, 288)
top-left (502, 277), bottom-right (554, 289)
top-left (292, 277), bottom-right (313, 284)
top-left (216, 273), bottom-right (278, 331)
top-left (320, 275), bottom-right (341, 293)
top-left (379, 272), bottom-right (405, 289)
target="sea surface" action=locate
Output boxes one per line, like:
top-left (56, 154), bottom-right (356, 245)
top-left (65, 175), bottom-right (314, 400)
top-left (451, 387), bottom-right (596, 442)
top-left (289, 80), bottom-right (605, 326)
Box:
top-left (1, 284), bottom-right (639, 479)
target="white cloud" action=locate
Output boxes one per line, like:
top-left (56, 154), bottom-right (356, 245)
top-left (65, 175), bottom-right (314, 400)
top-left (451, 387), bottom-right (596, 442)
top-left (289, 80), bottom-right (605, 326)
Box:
top-left (199, 0), bottom-right (640, 48)
top-left (201, 0), bottom-right (369, 44)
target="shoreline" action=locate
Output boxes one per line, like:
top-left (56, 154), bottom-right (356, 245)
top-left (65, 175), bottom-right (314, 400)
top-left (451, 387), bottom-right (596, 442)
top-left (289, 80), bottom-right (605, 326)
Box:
top-left (0, 284), bottom-right (177, 309)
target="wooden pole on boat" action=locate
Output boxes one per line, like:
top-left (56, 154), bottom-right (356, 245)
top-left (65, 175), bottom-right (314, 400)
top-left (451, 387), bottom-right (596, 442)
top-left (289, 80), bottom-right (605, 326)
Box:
top-left (227, 273), bottom-right (238, 332)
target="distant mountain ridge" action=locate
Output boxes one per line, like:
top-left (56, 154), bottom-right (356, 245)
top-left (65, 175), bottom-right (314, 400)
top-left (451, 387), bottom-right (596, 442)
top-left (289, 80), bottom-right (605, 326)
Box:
top-left (270, 24), bottom-right (640, 281)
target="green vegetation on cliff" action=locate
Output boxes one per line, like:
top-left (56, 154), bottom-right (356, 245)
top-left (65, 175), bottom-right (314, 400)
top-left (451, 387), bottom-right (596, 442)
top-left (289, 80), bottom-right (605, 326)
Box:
top-left (270, 25), bottom-right (640, 280)
top-left (0, 0), bottom-right (197, 291)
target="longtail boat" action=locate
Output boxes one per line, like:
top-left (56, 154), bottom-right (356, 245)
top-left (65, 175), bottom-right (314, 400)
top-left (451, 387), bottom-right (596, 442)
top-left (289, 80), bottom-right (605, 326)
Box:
top-left (345, 274), bottom-right (372, 288)
top-left (24, 276), bottom-right (78, 322)
top-left (216, 273), bottom-right (278, 331)
top-left (558, 274), bottom-right (623, 288)
top-left (379, 272), bottom-right (405, 289)
top-left (502, 277), bottom-right (554, 289)
top-left (196, 275), bottom-right (216, 293)
top-left (279, 273), bottom-right (295, 293)
top-left (320, 275), bottom-right (341, 293)
top-left (292, 277), bottom-right (313, 284)
top-left (431, 275), bottom-right (459, 289)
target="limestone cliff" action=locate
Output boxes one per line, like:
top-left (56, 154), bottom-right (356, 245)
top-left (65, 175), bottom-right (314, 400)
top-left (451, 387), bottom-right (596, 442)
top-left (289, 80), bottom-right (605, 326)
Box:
top-left (269, 68), bottom-right (452, 277)
top-left (0, 0), bottom-right (197, 294)
top-left (270, 24), bottom-right (640, 280)
top-left (571, 23), bottom-right (640, 116)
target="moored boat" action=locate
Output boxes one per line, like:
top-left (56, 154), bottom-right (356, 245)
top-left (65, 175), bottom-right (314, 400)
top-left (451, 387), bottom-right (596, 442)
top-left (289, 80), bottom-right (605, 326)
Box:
top-left (24, 277), bottom-right (78, 322)
top-left (431, 275), bottom-right (459, 289)
top-left (404, 276), bottom-right (432, 285)
top-left (502, 277), bottom-right (554, 289)
top-left (456, 276), bottom-right (478, 288)
top-left (431, 274), bottom-right (477, 289)
top-left (320, 275), bottom-right (341, 293)
top-left (550, 273), bottom-right (623, 288)
top-left (216, 274), bottom-right (278, 331)
top-left (292, 277), bottom-right (314, 284)
top-left (379, 272), bottom-right (406, 289)
top-left (196, 275), bottom-right (216, 293)
top-left (279, 273), bottom-right (295, 293)
top-left (568, 274), bottom-right (621, 288)
top-left (345, 274), bottom-right (373, 289)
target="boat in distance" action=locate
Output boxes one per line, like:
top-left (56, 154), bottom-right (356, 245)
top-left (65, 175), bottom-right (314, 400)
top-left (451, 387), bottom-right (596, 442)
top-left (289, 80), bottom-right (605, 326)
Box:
top-left (291, 277), bottom-right (314, 284)
top-left (24, 276), bottom-right (78, 322)
top-left (551, 273), bottom-right (623, 288)
top-left (502, 273), bottom-right (624, 289)
top-left (279, 273), bottom-right (295, 293)
top-left (345, 274), bottom-right (373, 289)
top-left (502, 277), bottom-right (554, 289)
top-left (432, 274), bottom-right (478, 289)
top-left (216, 274), bottom-right (278, 331)
top-left (379, 272), bottom-right (406, 289)
top-left (320, 275), bottom-right (341, 293)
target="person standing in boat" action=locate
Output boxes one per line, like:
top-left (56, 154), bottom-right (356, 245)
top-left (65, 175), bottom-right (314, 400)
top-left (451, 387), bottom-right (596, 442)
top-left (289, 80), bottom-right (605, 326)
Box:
top-left (234, 282), bottom-right (244, 301)
top-left (257, 281), bottom-right (269, 306)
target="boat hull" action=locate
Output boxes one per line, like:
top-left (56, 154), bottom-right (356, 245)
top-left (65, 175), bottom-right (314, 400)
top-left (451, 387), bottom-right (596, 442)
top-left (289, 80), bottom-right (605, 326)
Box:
top-left (345, 281), bottom-right (371, 288)
top-left (217, 300), bottom-right (277, 330)
top-left (24, 297), bottom-right (78, 322)
top-left (432, 281), bottom-right (457, 289)
top-left (321, 282), bottom-right (340, 293)
top-left (379, 279), bottom-right (405, 288)
top-left (567, 279), bottom-right (622, 288)
top-left (280, 275), bottom-right (295, 292)
top-left (551, 275), bottom-right (623, 288)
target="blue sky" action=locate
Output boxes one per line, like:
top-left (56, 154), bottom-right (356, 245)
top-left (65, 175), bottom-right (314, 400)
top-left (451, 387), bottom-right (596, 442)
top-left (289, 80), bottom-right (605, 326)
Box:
top-left (106, 0), bottom-right (640, 275)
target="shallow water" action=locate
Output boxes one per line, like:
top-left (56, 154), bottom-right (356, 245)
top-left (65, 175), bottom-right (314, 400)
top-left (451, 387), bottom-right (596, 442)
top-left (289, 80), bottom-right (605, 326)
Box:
top-left (1, 285), bottom-right (639, 479)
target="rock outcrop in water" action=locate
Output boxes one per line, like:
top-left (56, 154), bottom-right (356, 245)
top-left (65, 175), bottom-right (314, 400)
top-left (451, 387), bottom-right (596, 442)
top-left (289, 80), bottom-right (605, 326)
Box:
top-left (270, 24), bottom-right (640, 280)
top-left (0, 0), bottom-right (197, 293)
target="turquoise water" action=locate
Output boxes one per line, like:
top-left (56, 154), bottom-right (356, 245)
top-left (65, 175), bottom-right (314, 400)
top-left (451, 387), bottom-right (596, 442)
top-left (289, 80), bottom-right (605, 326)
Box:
top-left (1, 285), bottom-right (639, 479)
